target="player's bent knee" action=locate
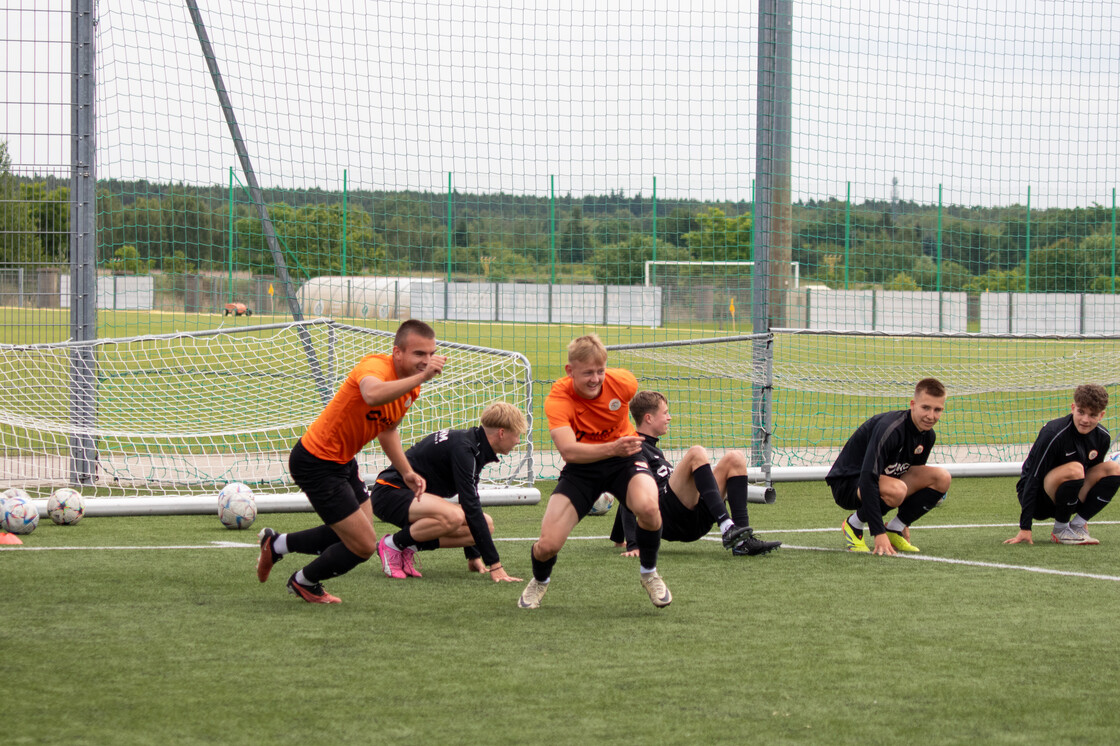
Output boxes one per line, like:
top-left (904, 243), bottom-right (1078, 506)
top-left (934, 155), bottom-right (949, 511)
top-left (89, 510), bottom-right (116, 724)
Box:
top-left (934, 468), bottom-right (952, 492)
top-left (725, 449), bottom-right (748, 471)
top-left (684, 445), bottom-right (710, 466)
top-left (534, 537), bottom-right (563, 559)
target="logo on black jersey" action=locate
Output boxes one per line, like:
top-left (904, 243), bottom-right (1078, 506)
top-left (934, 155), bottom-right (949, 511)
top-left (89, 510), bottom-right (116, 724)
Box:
top-left (884, 462), bottom-right (910, 477)
top-left (914, 445), bottom-right (924, 455)
top-left (1089, 449), bottom-right (1099, 460)
top-left (434, 428), bottom-right (451, 444)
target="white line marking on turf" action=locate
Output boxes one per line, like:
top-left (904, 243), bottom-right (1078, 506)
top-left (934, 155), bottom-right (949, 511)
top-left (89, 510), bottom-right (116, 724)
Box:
top-left (0, 541), bottom-right (257, 551)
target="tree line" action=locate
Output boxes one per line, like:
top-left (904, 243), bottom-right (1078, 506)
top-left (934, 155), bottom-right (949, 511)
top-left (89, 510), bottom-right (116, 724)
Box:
top-left (3, 145), bottom-right (1118, 293)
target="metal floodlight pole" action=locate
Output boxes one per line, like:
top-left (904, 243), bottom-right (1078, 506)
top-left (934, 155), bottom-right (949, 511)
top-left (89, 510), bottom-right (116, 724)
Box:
top-left (185, 0), bottom-right (331, 403)
top-left (69, 0), bottom-right (97, 485)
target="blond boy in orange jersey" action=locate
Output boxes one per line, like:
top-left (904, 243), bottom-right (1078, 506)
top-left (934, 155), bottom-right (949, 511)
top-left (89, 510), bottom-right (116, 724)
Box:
top-left (255, 319), bottom-right (446, 603)
top-left (517, 333), bottom-right (672, 609)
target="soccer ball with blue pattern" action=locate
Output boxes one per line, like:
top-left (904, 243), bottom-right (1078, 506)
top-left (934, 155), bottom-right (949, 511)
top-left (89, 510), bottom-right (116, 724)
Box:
top-left (217, 482), bottom-right (257, 530)
top-left (1, 488), bottom-right (40, 535)
top-left (588, 492), bottom-right (615, 516)
top-left (48, 487), bottom-right (86, 525)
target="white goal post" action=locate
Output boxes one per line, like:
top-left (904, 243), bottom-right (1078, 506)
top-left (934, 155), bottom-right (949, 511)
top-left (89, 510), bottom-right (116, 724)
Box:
top-left (643, 260), bottom-right (800, 288)
top-left (0, 319), bottom-right (539, 515)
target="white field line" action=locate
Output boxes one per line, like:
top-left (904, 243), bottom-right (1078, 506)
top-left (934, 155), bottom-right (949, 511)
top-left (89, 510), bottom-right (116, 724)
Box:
top-left (7, 522), bottom-right (1120, 583)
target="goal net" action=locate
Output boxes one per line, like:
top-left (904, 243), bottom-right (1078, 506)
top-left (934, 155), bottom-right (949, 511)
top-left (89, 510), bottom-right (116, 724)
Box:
top-left (610, 331), bottom-right (1120, 491)
top-left (0, 319), bottom-right (535, 507)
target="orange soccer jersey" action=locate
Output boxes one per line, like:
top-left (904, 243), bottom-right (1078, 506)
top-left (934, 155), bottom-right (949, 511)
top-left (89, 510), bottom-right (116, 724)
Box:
top-left (300, 354), bottom-right (421, 464)
top-left (544, 368), bottom-right (638, 443)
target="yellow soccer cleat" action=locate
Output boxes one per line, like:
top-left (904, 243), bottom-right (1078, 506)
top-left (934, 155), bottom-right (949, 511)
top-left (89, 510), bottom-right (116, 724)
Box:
top-left (841, 519), bottom-right (870, 553)
top-left (886, 529), bottom-right (920, 553)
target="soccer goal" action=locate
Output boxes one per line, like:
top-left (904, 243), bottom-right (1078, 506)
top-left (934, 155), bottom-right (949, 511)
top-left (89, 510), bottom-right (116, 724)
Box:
top-left (610, 330), bottom-right (1120, 499)
top-left (0, 319), bottom-right (537, 514)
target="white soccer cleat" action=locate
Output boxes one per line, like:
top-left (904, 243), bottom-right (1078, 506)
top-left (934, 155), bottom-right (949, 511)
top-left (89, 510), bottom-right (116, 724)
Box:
top-left (640, 571), bottom-right (672, 608)
top-left (1051, 525), bottom-right (1096, 545)
top-left (518, 578), bottom-right (549, 609)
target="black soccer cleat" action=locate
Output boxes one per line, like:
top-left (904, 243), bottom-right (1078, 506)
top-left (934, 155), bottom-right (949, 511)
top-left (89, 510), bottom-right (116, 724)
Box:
top-left (286, 573), bottom-right (341, 604)
top-left (732, 528), bottom-right (782, 556)
top-left (721, 523), bottom-right (754, 549)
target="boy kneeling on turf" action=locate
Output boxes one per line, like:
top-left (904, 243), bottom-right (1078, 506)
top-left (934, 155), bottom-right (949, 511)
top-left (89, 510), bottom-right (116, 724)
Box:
top-left (1005, 384), bottom-right (1120, 546)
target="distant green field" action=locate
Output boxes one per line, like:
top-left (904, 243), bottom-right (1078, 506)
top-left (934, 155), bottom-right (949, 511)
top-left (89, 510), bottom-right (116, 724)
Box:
top-left (4, 308), bottom-right (1119, 484)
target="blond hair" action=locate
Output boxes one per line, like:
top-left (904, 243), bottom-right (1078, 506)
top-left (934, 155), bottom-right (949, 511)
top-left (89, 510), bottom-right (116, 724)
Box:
top-left (567, 333), bottom-right (608, 365)
top-left (480, 401), bottom-right (527, 435)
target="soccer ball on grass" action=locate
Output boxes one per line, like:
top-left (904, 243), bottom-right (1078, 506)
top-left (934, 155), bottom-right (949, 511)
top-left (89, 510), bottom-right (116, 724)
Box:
top-left (1, 487), bottom-right (40, 535)
top-left (217, 482), bottom-right (257, 530)
top-left (48, 487), bottom-right (86, 525)
top-left (587, 492), bottom-right (615, 516)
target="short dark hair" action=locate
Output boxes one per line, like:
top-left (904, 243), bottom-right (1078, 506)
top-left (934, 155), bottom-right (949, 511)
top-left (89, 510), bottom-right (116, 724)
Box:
top-left (630, 390), bottom-right (667, 425)
top-left (1074, 384), bottom-right (1108, 413)
top-left (394, 319), bottom-right (436, 349)
top-left (915, 377), bottom-right (946, 399)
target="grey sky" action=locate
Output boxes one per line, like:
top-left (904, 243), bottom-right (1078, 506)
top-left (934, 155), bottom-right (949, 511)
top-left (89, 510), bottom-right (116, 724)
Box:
top-left (4, 0), bottom-right (1118, 209)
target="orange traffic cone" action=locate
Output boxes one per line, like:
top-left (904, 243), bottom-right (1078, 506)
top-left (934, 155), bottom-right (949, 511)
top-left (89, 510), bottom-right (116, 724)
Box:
top-left (0, 530), bottom-right (22, 545)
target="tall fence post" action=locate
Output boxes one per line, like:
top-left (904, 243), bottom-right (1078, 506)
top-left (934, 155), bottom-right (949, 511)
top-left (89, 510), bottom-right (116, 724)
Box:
top-left (752, 0), bottom-right (792, 468)
top-left (69, 0), bottom-right (97, 486)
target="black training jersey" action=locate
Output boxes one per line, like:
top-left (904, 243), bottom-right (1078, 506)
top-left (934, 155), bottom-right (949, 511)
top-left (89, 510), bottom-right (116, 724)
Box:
top-left (639, 433), bottom-right (674, 497)
top-left (1016, 414), bottom-right (1111, 531)
top-left (376, 425), bottom-right (502, 566)
top-left (826, 409), bottom-right (936, 535)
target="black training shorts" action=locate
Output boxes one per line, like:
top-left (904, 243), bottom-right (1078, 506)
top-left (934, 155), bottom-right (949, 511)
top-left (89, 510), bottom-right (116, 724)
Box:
top-left (827, 475), bottom-right (861, 511)
top-left (658, 488), bottom-right (715, 542)
top-left (288, 438), bottom-right (369, 525)
top-left (554, 454), bottom-right (653, 519)
top-left (369, 479), bottom-right (416, 529)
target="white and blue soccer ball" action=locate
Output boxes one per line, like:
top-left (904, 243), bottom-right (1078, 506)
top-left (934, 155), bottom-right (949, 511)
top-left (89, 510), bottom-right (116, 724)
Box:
top-left (217, 482), bottom-right (257, 530)
top-left (1, 488), bottom-right (40, 535)
top-left (588, 491), bottom-right (615, 517)
top-left (47, 487), bottom-right (86, 525)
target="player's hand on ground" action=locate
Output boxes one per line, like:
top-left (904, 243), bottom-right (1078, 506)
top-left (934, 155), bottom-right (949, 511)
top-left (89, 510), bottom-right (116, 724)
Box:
top-left (421, 354), bottom-right (448, 381)
top-left (489, 566), bottom-right (522, 582)
top-left (466, 557), bottom-right (486, 573)
top-left (1003, 529), bottom-right (1034, 545)
top-left (619, 548), bottom-right (639, 557)
top-left (404, 472), bottom-right (426, 499)
top-left (609, 435), bottom-right (644, 457)
top-left (871, 533), bottom-right (896, 556)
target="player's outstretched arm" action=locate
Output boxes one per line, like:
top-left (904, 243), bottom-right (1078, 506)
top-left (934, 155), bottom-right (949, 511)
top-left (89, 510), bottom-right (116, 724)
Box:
top-left (377, 426), bottom-right (426, 498)
top-left (1003, 529), bottom-right (1034, 545)
top-left (551, 426), bottom-right (642, 464)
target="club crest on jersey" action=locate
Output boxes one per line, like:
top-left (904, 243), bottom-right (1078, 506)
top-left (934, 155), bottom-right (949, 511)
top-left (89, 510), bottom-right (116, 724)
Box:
top-left (609, 398), bottom-right (622, 411)
top-left (914, 445), bottom-right (924, 455)
top-left (1090, 449), bottom-right (1099, 460)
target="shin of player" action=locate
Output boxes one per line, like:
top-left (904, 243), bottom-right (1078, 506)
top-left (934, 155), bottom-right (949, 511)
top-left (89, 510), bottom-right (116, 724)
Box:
top-left (827, 378), bottom-right (951, 556)
top-left (518, 333), bottom-right (671, 609)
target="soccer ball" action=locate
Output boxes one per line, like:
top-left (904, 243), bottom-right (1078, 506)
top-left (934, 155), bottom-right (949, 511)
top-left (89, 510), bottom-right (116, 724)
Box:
top-left (217, 482), bottom-right (256, 530)
top-left (1, 488), bottom-right (40, 535)
top-left (588, 491), bottom-right (615, 516)
top-left (47, 487), bottom-right (86, 525)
